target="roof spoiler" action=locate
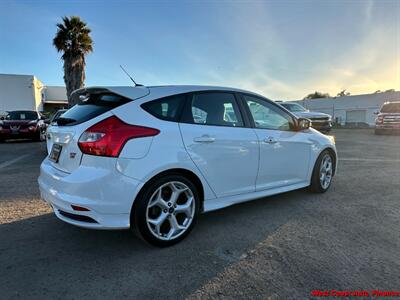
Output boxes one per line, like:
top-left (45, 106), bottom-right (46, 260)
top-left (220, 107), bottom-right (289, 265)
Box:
top-left (70, 86), bottom-right (150, 103)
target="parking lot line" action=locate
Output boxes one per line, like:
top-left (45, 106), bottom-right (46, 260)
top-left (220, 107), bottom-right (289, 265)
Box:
top-left (340, 157), bottom-right (400, 163)
top-left (0, 154), bottom-right (30, 169)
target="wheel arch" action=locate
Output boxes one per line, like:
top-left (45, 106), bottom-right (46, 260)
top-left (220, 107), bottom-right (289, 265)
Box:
top-left (314, 146), bottom-right (337, 176)
top-left (131, 168), bottom-right (205, 217)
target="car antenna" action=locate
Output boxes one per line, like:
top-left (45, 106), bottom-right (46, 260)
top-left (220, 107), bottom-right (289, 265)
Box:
top-left (119, 65), bottom-right (143, 87)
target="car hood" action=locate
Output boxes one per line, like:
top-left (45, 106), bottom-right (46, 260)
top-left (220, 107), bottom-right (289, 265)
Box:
top-left (379, 112), bottom-right (400, 117)
top-left (292, 111), bottom-right (331, 119)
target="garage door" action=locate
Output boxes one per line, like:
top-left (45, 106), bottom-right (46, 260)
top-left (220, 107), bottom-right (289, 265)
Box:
top-left (346, 110), bottom-right (366, 123)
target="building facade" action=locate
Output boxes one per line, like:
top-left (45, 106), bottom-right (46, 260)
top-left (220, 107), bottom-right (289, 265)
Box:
top-left (0, 74), bottom-right (67, 117)
top-left (293, 91), bottom-right (400, 126)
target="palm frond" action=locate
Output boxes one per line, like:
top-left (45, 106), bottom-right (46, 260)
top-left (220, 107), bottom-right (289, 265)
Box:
top-left (53, 16), bottom-right (93, 56)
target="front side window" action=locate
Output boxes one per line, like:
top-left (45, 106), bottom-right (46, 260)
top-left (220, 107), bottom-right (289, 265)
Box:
top-left (142, 94), bottom-right (186, 121)
top-left (185, 92), bottom-right (243, 127)
top-left (243, 95), bottom-right (294, 131)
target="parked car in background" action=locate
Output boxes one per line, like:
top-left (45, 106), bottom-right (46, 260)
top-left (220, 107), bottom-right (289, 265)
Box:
top-left (50, 109), bottom-right (67, 125)
top-left (0, 110), bottom-right (47, 142)
top-left (278, 102), bottom-right (332, 133)
top-left (46, 109), bottom-right (68, 153)
top-left (39, 85), bottom-right (337, 247)
top-left (375, 101), bottom-right (400, 135)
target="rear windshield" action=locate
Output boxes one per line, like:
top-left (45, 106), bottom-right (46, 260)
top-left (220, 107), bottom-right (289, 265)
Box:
top-left (381, 103), bottom-right (400, 113)
top-left (57, 93), bottom-right (131, 126)
top-left (6, 111), bottom-right (37, 120)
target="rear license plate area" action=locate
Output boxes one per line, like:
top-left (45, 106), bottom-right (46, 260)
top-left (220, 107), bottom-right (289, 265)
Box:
top-left (49, 144), bottom-right (62, 163)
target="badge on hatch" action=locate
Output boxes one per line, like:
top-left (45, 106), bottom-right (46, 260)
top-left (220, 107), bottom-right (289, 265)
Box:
top-left (69, 152), bottom-right (76, 159)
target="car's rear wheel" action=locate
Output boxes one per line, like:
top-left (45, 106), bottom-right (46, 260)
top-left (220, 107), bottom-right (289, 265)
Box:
top-left (132, 174), bottom-right (200, 247)
top-left (310, 150), bottom-right (334, 193)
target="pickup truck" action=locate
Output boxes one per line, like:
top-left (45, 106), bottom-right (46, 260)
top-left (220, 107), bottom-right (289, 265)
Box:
top-left (278, 102), bottom-right (332, 133)
top-left (375, 101), bottom-right (400, 135)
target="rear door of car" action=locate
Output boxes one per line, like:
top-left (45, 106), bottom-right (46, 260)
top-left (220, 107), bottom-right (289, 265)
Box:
top-left (179, 91), bottom-right (259, 198)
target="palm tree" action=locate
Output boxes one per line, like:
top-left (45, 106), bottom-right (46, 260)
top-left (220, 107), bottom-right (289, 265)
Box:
top-left (53, 16), bottom-right (93, 106)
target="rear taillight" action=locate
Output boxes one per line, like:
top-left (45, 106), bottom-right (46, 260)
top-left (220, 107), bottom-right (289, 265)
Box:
top-left (78, 116), bottom-right (159, 157)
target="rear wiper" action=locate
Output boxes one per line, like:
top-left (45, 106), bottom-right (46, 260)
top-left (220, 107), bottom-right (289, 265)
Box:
top-left (57, 117), bottom-right (76, 126)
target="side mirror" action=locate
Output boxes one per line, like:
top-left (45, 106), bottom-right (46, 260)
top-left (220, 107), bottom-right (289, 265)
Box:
top-left (44, 119), bottom-right (50, 124)
top-left (373, 111), bottom-right (380, 115)
top-left (298, 118), bottom-right (311, 131)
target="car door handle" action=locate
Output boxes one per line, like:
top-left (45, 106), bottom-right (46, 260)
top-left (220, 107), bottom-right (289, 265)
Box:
top-left (193, 135), bottom-right (215, 143)
top-left (264, 137), bottom-right (277, 144)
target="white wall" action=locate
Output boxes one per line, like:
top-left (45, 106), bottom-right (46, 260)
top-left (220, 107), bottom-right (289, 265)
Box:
top-left (292, 91), bottom-right (400, 126)
top-left (45, 86), bottom-right (67, 103)
top-left (0, 74), bottom-right (43, 114)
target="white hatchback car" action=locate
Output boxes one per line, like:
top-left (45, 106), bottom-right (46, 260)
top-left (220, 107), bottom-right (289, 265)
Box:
top-left (39, 85), bottom-right (337, 246)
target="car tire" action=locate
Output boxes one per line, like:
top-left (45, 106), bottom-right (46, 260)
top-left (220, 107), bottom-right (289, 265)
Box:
top-left (131, 173), bottom-right (200, 247)
top-left (33, 131), bottom-right (45, 142)
top-left (310, 150), bottom-right (334, 193)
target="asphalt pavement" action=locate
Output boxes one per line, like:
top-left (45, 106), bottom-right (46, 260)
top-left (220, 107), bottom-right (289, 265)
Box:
top-left (0, 129), bottom-right (399, 299)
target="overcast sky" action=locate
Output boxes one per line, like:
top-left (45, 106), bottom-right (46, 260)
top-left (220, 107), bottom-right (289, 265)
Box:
top-left (0, 0), bottom-right (399, 100)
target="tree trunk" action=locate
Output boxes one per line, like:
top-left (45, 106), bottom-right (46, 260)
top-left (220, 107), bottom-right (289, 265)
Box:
top-left (63, 54), bottom-right (86, 107)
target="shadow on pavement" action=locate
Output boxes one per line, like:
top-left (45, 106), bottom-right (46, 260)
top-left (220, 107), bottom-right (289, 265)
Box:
top-left (0, 189), bottom-right (310, 299)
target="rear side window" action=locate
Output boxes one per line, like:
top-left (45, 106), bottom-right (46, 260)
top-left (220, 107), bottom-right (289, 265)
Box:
top-left (141, 94), bottom-right (186, 121)
top-left (182, 92), bottom-right (244, 127)
top-left (57, 92), bottom-right (131, 126)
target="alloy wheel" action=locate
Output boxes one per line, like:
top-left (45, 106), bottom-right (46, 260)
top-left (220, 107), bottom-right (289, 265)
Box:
top-left (146, 181), bottom-right (195, 241)
top-left (319, 154), bottom-right (333, 189)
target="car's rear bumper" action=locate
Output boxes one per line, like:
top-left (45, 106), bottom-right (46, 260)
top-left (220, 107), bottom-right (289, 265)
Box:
top-left (38, 157), bottom-right (142, 229)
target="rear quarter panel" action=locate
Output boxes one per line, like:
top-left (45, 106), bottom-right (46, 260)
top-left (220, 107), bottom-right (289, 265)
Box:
top-left (112, 99), bottom-right (217, 201)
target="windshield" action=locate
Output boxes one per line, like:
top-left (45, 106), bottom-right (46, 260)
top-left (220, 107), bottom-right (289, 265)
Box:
top-left (281, 103), bottom-right (307, 112)
top-left (381, 103), bottom-right (400, 113)
top-left (6, 111), bottom-right (38, 121)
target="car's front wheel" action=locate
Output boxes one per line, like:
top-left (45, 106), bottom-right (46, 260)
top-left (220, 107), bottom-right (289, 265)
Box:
top-left (131, 174), bottom-right (200, 247)
top-left (310, 150), bottom-right (335, 193)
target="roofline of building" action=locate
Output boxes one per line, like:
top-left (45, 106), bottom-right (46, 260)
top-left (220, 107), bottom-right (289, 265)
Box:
top-left (289, 90), bottom-right (399, 102)
top-left (43, 100), bottom-right (68, 104)
top-left (0, 73), bottom-right (34, 78)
